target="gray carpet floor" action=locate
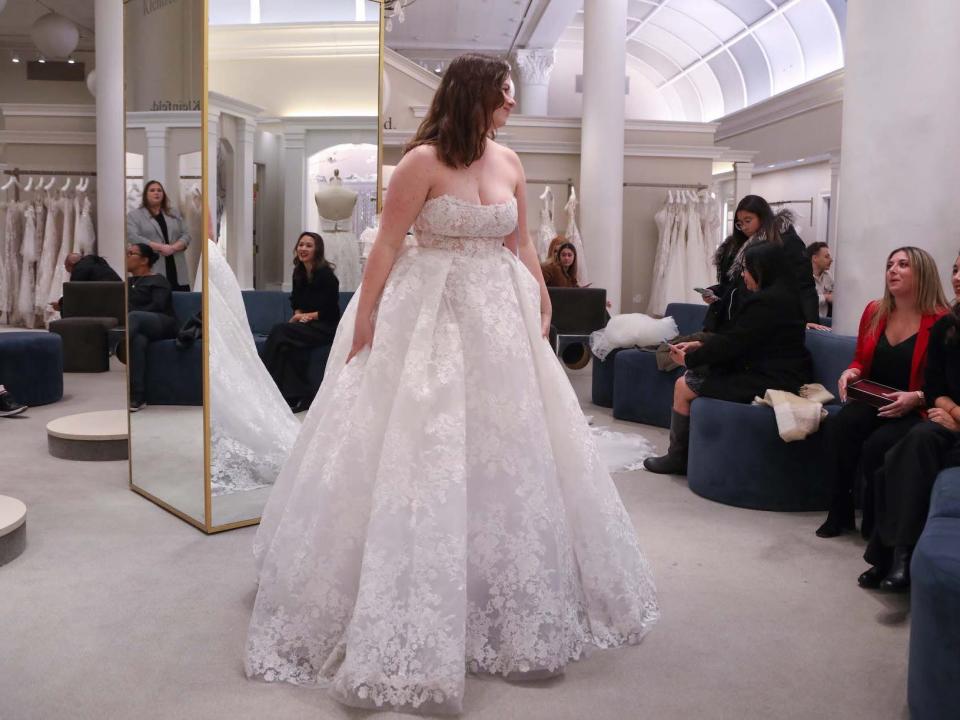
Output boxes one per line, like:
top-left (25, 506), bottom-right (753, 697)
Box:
top-left (0, 364), bottom-right (911, 720)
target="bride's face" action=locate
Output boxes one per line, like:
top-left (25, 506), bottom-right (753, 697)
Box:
top-left (491, 76), bottom-right (516, 130)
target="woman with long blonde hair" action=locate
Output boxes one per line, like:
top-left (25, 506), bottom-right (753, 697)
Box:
top-left (817, 246), bottom-right (949, 539)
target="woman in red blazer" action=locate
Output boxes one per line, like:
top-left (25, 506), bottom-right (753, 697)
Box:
top-left (817, 247), bottom-right (949, 539)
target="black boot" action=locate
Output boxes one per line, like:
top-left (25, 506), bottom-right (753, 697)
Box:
top-left (857, 565), bottom-right (885, 589)
top-left (879, 546), bottom-right (912, 592)
top-left (816, 494), bottom-right (856, 538)
top-left (643, 411), bottom-right (690, 475)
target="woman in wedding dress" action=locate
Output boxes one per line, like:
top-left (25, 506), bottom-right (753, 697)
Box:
top-left (245, 54), bottom-right (659, 714)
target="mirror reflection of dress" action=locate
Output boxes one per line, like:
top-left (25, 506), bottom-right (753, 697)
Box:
top-left (246, 195), bottom-right (659, 713)
top-left (208, 239), bottom-right (298, 495)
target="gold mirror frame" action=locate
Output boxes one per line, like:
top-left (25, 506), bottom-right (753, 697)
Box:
top-left (129, 0), bottom-right (387, 533)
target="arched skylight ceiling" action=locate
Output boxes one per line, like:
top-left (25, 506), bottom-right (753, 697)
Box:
top-left (571, 0), bottom-right (846, 121)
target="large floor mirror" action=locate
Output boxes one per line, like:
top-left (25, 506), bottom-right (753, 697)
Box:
top-left (203, 1), bottom-right (382, 529)
top-left (125, 0), bottom-right (207, 528)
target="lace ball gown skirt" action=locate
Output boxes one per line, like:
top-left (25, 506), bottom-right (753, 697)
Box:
top-left (245, 197), bottom-right (658, 714)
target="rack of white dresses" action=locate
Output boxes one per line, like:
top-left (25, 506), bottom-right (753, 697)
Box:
top-left (2, 168), bottom-right (98, 202)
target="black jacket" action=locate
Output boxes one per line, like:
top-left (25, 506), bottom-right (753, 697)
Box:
top-left (291, 264), bottom-right (341, 329)
top-left (128, 274), bottom-right (174, 316)
top-left (704, 224), bottom-right (819, 331)
top-left (687, 280), bottom-right (812, 403)
top-left (924, 313), bottom-right (960, 406)
top-left (71, 255), bottom-right (122, 282)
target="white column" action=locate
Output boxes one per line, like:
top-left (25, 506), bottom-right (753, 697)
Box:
top-left (207, 109), bottom-right (220, 245)
top-left (231, 118), bottom-right (256, 288)
top-left (94, 0), bottom-right (125, 273)
top-left (514, 48), bottom-right (555, 116)
top-left (833, 1), bottom-right (960, 334)
top-left (579, 0), bottom-right (627, 312)
top-left (828, 150), bottom-right (841, 248)
top-left (281, 128), bottom-right (307, 292)
top-left (733, 161), bottom-right (753, 203)
top-left (144, 126), bottom-right (168, 191)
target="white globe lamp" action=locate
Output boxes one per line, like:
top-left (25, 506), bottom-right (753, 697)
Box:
top-left (31, 13), bottom-right (80, 60)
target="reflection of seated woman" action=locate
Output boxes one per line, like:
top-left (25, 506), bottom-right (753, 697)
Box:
top-left (644, 241), bottom-right (812, 475)
top-left (126, 243), bottom-right (177, 412)
top-left (816, 247), bottom-right (949, 539)
top-left (858, 251), bottom-right (960, 591)
top-left (263, 232), bottom-right (340, 413)
top-left (126, 180), bottom-right (193, 291)
top-left (541, 242), bottom-right (579, 288)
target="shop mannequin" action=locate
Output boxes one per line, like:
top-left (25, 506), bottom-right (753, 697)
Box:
top-left (314, 169), bottom-right (358, 231)
top-left (314, 169), bottom-right (361, 290)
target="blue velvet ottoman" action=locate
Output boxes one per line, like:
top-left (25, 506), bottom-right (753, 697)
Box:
top-left (685, 329), bottom-right (856, 511)
top-left (593, 302), bottom-right (707, 419)
top-left (0, 332), bottom-right (63, 406)
top-left (909, 468), bottom-right (960, 720)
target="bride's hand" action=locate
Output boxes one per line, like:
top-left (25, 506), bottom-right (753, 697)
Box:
top-left (347, 315), bottom-right (375, 363)
top-left (540, 308), bottom-right (552, 339)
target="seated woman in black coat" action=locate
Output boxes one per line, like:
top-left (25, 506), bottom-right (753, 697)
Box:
top-left (859, 251), bottom-right (960, 592)
top-left (645, 241), bottom-right (812, 475)
top-left (262, 232), bottom-right (340, 413)
top-left (703, 194), bottom-right (821, 332)
top-left (126, 242), bottom-right (177, 412)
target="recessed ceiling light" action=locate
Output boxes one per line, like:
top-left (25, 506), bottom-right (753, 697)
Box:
top-left (11, 55), bottom-right (20, 64)
top-left (67, 56), bottom-right (76, 64)
top-left (37, 56), bottom-right (46, 63)
top-left (796, 157), bottom-right (805, 162)
top-left (768, 164), bottom-right (775, 168)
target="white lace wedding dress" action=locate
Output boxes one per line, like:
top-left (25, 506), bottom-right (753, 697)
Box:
top-left (208, 239), bottom-right (299, 495)
top-left (245, 195), bottom-right (659, 713)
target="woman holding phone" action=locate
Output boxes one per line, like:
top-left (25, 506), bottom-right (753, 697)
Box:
top-left (644, 241), bottom-right (812, 475)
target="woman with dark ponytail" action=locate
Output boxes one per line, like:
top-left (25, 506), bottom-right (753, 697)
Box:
top-left (703, 194), bottom-right (819, 332)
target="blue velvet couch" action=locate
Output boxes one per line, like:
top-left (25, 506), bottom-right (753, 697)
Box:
top-left (686, 329), bottom-right (856, 511)
top-left (144, 290), bottom-right (354, 406)
top-left (591, 302), bottom-right (708, 415)
top-left (909, 466), bottom-right (960, 719)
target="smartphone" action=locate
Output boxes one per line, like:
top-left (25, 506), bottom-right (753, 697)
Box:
top-left (694, 287), bottom-right (716, 298)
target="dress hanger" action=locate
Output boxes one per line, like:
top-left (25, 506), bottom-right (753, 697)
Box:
top-left (45, 176), bottom-right (58, 192)
top-left (24, 176), bottom-right (34, 192)
top-left (61, 177), bottom-right (73, 192)
top-left (1, 176), bottom-right (20, 192)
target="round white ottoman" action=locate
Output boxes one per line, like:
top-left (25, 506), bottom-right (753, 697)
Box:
top-left (47, 410), bottom-right (129, 461)
top-left (0, 495), bottom-right (27, 565)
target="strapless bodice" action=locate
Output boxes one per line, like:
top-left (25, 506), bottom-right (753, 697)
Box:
top-left (413, 194), bottom-right (517, 256)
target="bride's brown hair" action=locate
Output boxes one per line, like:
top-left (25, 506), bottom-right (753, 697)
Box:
top-left (405, 53), bottom-right (511, 168)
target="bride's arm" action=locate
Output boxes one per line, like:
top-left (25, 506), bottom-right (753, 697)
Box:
top-left (347, 147), bottom-right (432, 361)
top-left (510, 156), bottom-right (552, 338)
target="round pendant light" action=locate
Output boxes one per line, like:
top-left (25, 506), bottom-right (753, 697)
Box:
top-left (31, 12), bottom-right (80, 60)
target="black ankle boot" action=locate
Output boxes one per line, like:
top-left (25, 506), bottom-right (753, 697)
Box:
top-left (816, 497), bottom-right (856, 538)
top-left (857, 565), bottom-right (884, 589)
top-left (879, 546), bottom-right (912, 592)
top-left (643, 411), bottom-right (690, 476)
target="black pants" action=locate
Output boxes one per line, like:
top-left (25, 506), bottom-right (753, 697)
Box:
top-left (128, 310), bottom-right (177, 402)
top-left (262, 321), bottom-right (335, 402)
top-left (824, 400), bottom-right (922, 533)
top-left (864, 421), bottom-right (960, 567)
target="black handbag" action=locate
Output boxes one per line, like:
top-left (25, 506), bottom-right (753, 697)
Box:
top-left (175, 311), bottom-right (202, 349)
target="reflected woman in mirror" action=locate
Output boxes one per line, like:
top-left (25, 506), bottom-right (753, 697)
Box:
top-left (125, 243), bottom-right (177, 412)
top-left (126, 180), bottom-right (193, 291)
top-left (541, 241), bottom-right (580, 288)
top-left (261, 232), bottom-right (340, 413)
top-left (247, 54), bottom-right (657, 714)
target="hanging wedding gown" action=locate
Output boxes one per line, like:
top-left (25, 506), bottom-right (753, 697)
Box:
top-left (684, 199), bottom-right (711, 303)
top-left (36, 198), bottom-right (61, 320)
top-left (563, 187), bottom-right (588, 285)
top-left (246, 195), bottom-right (659, 713)
top-left (648, 199), bottom-right (687, 316)
top-left (76, 196), bottom-right (96, 255)
top-left (208, 239), bottom-right (300, 496)
top-left (319, 215), bottom-right (362, 292)
top-left (16, 205), bottom-right (37, 328)
top-left (536, 185), bottom-right (556, 260)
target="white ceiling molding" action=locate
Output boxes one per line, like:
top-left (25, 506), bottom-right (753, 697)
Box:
top-left (209, 22), bottom-right (379, 61)
top-left (386, 48), bottom-right (441, 91)
top-left (0, 130), bottom-right (95, 145)
top-left (0, 103), bottom-right (96, 118)
top-left (209, 91), bottom-right (265, 121)
top-left (282, 118), bottom-right (378, 134)
top-left (125, 112), bottom-right (202, 129)
top-left (715, 69), bottom-right (843, 141)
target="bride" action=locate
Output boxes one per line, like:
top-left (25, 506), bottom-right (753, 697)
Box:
top-left (245, 53), bottom-right (659, 714)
